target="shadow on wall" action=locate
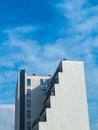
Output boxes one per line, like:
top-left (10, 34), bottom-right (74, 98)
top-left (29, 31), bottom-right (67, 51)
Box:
top-left (17, 60), bottom-right (63, 130)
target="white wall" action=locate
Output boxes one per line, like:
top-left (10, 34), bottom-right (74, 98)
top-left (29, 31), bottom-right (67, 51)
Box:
top-left (39, 60), bottom-right (90, 130)
top-left (25, 75), bottom-right (50, 130)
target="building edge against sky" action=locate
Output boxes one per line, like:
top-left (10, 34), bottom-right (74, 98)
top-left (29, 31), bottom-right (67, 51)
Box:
top-left (15, 59), bottom-right (90, 130)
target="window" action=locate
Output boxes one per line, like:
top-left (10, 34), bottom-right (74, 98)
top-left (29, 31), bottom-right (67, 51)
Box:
top-left (27, 79), bottom-right (31, 86)
top-left (27, 99), bottom-right (31, 108)
top-left (27, 89), bottom-right (31, 97)
top-left (27, 110), bottom-right (31, 118)
top-left (27, 121), bottom-right (31, 130)
top-left (40, 89), bottom-right (47, 95)
top-left (40, 79), bottom-right (43, 86)
top-left (27, 128), bottom-right (31, 130)
top-left (45, 79), bottom-right (49, 87)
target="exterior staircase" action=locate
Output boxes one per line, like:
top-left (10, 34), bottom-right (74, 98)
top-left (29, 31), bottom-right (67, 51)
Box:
top-left (32, 70), bottom-right (62, 130)
top-left (31, 60), bottom-right (90, 130)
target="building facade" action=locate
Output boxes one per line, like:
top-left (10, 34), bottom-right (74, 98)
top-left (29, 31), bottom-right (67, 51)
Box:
top-left (15, 59), bottom-right (90, 130)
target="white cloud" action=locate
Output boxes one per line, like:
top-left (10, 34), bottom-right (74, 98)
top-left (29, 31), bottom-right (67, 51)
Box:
top-left (89, 102), bottom-right (98, 130)
top-left (91, 122), bottom-right (98, 130)
top-left (43, 40), bottom-right (65, 59)
top-left (0, 105), bottom-right (15, 130)
top-left (3, 25), bottom-right (37, 36)
top-left (1, 25), bottom-right (98, 96)
top-left (56, 0), bottom-right (98, 39)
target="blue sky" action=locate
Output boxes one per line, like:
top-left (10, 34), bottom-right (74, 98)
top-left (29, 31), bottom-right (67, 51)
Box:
top-left (0, 0), bottom-right (98, 130)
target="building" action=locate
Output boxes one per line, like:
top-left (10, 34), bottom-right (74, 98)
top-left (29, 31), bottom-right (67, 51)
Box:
top-left (15, 59), bottom-right (90, 130)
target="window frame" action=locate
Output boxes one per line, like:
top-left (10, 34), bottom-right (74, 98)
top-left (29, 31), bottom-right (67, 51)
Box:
top-left (27, 89), bottom-right (31, 97)
top-left (27, 110), bottom-right (31, 119)
top-left (27, 99), bottom-right (31, 108)
top-left (27, 79), bottom-right (31, 86)
top-left (40, 79), bottom-right (43, 86)
top-left (45, 79), bottom-right (49, 87)
top-left (40, 89), bottom-right (47, 95)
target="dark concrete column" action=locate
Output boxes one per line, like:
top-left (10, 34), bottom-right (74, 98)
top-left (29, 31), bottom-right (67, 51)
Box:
top-left (19, 70), bottom-right (25, 130)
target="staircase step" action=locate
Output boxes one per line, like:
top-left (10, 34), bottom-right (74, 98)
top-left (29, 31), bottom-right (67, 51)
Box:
top-left (39, 121), bottom-right (47, 130)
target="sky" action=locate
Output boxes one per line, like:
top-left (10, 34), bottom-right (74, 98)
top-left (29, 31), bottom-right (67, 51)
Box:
top-left (0, 0), bottom-right (98, 130)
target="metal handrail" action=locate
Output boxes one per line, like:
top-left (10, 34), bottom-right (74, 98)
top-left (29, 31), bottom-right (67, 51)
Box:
top-left (43, 66), bottom-right (61, 105)
top-left (32, 68), bottom-right (62, 130)
top-left (43, 85), bottom-right (53, 105)
top-left (32, 118), bottom-right (39, 129)
top-left (39, 104), bottom-right (47, 118)
top-left (43, 77), bottom-right (58, 105)
top-left (32, 103), bottom-right (48, 129)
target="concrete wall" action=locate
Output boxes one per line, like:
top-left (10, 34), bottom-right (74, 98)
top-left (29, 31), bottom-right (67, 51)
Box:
top-left (25, 74), bottom-right (50, 130)
top-left (15, 71), bottom-right (50, 130)
top-left (39, 60), bottom-right (90, 130)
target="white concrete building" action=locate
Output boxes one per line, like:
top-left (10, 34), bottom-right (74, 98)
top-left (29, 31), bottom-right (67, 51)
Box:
top-left (15, 59), bottom-right (90, 130)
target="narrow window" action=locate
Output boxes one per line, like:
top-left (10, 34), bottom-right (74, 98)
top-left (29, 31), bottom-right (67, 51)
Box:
top-left (27, 121), bottom-right (31, 130)
top-left (43, 89), bottom-right (47, 95)
top-left (27, 79), bottom-right (31, 86)
top-left (27, 110), bottom-right (31, 118)
top-left (40, 89), bottom-right (47, 95)
top-left (27, 127), bottom-right (31, 130)
top-left (40, 89), bottom-right (43, 95)
top-left (27, 89), bottom-right (31, 97)
top-left (40, 79), bottom-right (43, 86)
top-left (27, 99), bottom-right (31, 108)
top-left (45, 79), bottom-right (49, 87)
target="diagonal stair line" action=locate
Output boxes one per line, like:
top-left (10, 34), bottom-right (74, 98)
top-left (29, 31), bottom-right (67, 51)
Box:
top-left (32, 71), bottom-right (63, 130)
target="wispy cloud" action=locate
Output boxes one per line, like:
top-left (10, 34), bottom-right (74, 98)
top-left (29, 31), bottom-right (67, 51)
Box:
top-left (91, 122), bottom-right (98, 130)
top-left (0, 104), bottom-right (14, 130)
top-left (1, 23), bottom-right (98, 97)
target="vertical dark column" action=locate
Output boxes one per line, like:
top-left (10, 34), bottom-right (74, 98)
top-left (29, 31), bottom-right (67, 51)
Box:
top-left (19, 70), bottom-right (25, 130)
